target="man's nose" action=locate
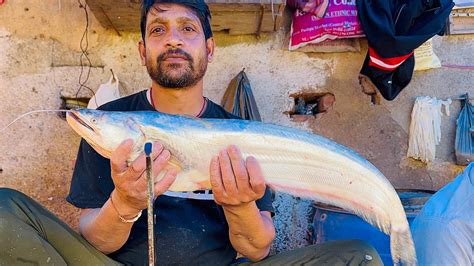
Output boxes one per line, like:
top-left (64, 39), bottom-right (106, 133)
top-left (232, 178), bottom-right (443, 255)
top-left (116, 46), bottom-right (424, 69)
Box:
top-left (165, 28), bottom-right (184, 48)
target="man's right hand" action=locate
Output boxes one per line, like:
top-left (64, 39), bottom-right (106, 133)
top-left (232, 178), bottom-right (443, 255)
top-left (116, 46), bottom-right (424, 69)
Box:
top-left (110, 139), bottom-right (178, 214)
top-left (78, 140), bottom-right (177, 254)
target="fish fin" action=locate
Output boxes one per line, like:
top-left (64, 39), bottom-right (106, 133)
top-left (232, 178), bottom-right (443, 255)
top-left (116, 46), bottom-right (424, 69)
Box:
top-left (390, 225), bottom-right (417, 266)
top-left (168, 169), bottom-right (210, 192)
top-left (268, 182), bottom-right (391, 234)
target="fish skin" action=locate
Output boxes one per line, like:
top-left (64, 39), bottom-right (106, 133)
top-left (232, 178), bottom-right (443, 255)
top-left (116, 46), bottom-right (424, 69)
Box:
top-left (66, 109), bottom-right (417, 265)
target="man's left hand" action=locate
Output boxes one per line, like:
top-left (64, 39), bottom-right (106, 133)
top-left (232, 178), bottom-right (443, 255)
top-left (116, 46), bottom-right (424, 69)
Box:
top-left (210, 145), bottom-right (266, 207)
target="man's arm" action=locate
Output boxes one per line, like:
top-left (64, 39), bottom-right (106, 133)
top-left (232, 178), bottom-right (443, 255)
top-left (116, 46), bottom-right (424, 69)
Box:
top-left (210, 145), bottom-right (276, 261)
top-left (79, 202), bottom-right (134, 253)
top-left (224, 207), bottom-right (275, 261)
top-left (79, 140), bottom-right (177, 253)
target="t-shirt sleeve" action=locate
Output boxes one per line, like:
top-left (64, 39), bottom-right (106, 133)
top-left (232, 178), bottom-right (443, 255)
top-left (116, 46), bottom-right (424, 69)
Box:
top-left (66, 139), bottom-right (114, 209)
top-left (255, 187), bottom-right (274, 214)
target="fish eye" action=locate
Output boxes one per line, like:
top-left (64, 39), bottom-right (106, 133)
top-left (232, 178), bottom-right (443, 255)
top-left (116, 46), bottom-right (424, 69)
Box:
top-left (91, 118), bottom-right (97, 124)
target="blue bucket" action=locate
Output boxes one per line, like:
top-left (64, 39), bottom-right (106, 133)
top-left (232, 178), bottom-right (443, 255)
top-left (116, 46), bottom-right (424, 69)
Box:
top-left (312, 189), bottom-right (434, 265)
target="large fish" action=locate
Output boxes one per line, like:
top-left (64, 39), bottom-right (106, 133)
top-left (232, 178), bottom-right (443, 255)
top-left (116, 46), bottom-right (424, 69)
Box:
top-left (66, 109), bottom-right (416, 265)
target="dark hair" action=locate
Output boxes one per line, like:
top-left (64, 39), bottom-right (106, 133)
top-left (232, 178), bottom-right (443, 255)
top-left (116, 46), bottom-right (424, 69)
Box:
top-left (140, 0), bottom-right (213, 42)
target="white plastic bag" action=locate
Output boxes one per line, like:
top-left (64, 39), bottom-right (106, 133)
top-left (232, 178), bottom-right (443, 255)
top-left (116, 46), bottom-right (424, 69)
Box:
top-left (87, 71), bottom-right (120, 109)
top-left (407, 96), bottom-right (451, 162)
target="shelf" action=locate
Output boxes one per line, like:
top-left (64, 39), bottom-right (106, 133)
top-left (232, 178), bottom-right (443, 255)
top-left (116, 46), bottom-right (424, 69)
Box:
top-left (447, 7), bottom-right (474, 35)
top-left (85, 0), bottom-right (286, 35)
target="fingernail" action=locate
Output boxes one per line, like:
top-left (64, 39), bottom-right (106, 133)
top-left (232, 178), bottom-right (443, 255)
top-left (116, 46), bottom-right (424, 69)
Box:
top-left (229, 145), bottom-right (238, 154)
top-left (220, 149), bottom-right (226, 157)
top-left (123, 139), bottom-right (133, 145)
top-left (212, 156), bottom-right (219, 166)
top-left (153, 142), bottom-right (163, 150)
top-left (153, 143), bottom-right (164, 154)
top-left (159, 150), bottom-right (171, 160)
top-left (166, 168), bottom-right (177, 177)
top-left (170, 168), bottom-right (178, 176)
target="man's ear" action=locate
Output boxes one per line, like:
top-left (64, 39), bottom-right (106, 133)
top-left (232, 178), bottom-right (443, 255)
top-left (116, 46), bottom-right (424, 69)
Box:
top-left (206, 37), bottom-right (215, 63)
top-left (138, 41), bottom-right (146, 66)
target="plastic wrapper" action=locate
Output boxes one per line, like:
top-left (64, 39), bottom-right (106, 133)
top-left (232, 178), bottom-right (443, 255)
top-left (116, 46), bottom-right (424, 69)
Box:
top-left (88, 72), bottom-right (120, 109)
top-left (414, 39), bottom-right (441, 71)
top-left (455, 94), bottom-right (474, 165)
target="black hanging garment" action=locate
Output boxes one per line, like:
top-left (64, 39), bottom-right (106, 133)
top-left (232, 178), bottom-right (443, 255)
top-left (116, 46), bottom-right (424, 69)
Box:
top-left (357, 0), bottom-right (454, 101)
top-left (221, 70), bottom-right (262, 121)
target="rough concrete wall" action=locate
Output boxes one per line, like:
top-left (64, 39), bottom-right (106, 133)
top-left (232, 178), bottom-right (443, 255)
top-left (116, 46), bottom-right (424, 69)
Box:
top-left (0, 0), bottom-right (472, 253)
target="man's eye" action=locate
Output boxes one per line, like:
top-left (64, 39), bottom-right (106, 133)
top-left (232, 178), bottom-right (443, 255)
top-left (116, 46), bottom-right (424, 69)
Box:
top-left (183, 26), bottom-right (195, 32)
top-left (151, 27), bottom-right (164, 34)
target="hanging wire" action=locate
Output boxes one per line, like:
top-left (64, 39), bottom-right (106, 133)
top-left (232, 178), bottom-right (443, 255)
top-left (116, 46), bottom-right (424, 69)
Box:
top-left (76, 0), bottom-right (95, 100)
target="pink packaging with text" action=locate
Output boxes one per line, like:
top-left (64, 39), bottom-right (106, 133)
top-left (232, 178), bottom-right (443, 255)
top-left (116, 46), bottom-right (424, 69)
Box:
top-left (289, 0), bottom-right (364, 50)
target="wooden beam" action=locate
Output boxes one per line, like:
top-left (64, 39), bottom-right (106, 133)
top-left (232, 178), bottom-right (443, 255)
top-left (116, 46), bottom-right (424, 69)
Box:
top-left (448, 8), bottom-right (474, 35)
top-left (85, 0), bottom-right (285, 35)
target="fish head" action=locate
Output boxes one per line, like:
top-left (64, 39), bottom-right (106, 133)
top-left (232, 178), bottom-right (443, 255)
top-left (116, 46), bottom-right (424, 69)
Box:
top-left (66, 109), bottom-right (144, 159)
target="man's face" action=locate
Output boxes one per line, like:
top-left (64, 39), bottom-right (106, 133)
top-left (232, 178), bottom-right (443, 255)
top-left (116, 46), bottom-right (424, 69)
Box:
top-left (140, 3), bottom-right (213, 89)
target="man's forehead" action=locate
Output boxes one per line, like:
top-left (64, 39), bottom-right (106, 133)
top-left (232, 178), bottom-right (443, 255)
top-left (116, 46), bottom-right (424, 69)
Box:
top-left (147, 3), bottom-right (200, 23)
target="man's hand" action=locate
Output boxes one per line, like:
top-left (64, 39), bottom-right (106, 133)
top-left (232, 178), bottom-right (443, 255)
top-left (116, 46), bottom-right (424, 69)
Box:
top-left (79, 140), bottom-right (177, 254)
top-left (110, 139), bottom-right (177, 214)
top-left (210, 145), bottom-right (266, 207)
top-left (209, 145), bottom-right (275, 261)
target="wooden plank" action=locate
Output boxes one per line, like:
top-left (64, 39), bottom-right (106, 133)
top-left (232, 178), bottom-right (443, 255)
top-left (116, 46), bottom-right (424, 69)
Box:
top-left (211, 6), bottom-right (282, 34)
top-left (207, 0), bottom-right (284, 4)
top-left (85, 0), bottom-right (285, 35)
top-left (447, 8), bottom-right (474, 35)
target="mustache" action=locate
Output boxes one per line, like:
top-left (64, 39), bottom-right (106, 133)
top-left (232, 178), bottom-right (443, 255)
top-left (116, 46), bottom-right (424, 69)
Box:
top-left (158, 49), bottom-right (193, 63)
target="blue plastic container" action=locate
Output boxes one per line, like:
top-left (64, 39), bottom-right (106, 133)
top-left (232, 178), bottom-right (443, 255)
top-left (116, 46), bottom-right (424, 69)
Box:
top-left (312, 189), bottom-right (434, 265)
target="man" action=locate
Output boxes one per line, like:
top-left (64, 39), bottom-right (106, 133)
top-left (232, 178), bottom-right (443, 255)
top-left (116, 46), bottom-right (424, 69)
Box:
top-left (0, 0), bottom-right (382, 265)
top-left (69, 0), bottom-right (275, 264)
top-left (410, 162), bottom-right (473, 265)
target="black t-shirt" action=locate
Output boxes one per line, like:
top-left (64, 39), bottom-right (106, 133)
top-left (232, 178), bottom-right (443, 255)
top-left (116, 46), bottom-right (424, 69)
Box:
top-left (67, 90), bottom-right (274, 266)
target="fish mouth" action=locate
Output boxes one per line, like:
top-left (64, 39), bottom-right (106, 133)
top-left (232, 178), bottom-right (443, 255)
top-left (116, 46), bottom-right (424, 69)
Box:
top-left (67, 111), bottom-right (96, 133)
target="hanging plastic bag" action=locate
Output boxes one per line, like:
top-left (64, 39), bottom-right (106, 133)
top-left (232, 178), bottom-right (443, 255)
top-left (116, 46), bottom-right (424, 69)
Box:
top-left (87, 71), bottom-right (120, 109)
top-left (407, 96), bottom-right (451, 163)
top-left (221, 70), bottom-right (261, 121)
top-left (414, 38), bottom-right (441, 71)
top-left (455, 93), bottom-right (474, 165)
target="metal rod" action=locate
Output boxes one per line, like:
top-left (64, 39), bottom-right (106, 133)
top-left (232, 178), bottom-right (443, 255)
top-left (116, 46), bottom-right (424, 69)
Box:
top-left (144, 142), bottom-right (155, 266)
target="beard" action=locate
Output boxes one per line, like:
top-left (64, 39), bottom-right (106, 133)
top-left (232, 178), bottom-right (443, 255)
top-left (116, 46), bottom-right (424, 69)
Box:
top-left (147, 48), bottom-right (207, 89)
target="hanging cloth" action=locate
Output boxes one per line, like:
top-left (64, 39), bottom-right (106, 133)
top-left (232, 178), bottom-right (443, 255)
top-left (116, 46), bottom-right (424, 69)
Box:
top-left (221, 70), bottom-right (262, 121)
top-left (407, 96), bottom-right (451, 162)
top-left (357, 0), bottom-right (454, 101)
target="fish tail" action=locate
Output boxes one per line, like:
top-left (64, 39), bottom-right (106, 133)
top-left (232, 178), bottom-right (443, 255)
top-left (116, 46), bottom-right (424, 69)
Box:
top-left (390, 225), bottom-right (417, 265)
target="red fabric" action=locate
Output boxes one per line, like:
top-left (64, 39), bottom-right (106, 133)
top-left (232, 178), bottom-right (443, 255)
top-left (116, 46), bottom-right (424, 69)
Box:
top-left (368, 47), bottom-right (413, 71)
